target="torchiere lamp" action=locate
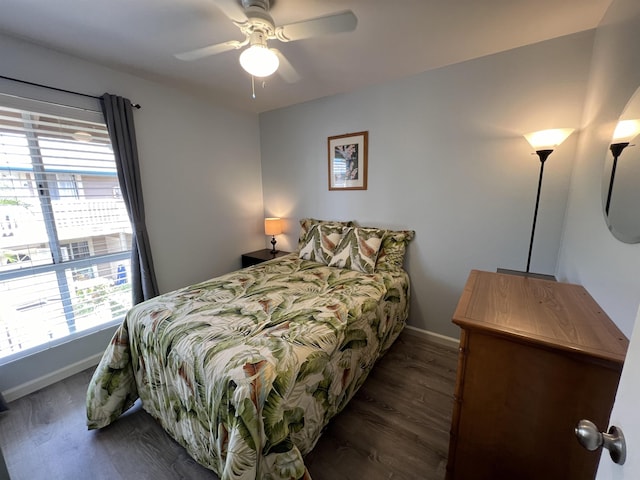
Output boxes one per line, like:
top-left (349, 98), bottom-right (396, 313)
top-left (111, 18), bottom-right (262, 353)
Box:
top-left (605, 119), bottom-right (640, 215)
top-left (522, 128), bottom-right (575, 274)
top-left (264, 217), bottom-right (282, 254)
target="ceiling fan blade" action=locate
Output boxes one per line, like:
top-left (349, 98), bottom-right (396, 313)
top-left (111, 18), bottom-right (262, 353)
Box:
top-left (174, 40), bottom-right (242, 61)
top-left (214, 0), bottom-right (248, 23)
top-left (273, 49), bottom-right (301, 83)
top-left (275, 10), bottom-right (357, 42)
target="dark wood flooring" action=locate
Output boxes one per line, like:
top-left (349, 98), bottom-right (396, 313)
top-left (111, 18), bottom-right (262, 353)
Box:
top-left (0, 330), bottom-right (458, 480)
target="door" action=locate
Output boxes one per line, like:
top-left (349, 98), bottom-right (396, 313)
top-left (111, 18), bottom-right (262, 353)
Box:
top-left (595, 302), bottom-right (640, 478)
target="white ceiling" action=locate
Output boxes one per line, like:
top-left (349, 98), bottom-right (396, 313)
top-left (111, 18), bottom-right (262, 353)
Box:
top-left (0, 0), bottom-right (612, 113)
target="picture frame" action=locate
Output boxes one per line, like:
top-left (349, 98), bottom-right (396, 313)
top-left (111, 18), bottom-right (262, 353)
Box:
top-left (328, 131), bottom-right (368, 190)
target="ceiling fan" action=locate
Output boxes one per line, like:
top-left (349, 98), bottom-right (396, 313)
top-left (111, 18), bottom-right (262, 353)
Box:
top-left (174, 0), bottom-right (358, 83)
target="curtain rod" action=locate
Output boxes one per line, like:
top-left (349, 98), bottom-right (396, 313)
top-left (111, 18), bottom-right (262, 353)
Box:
top-left (0, 75), bottom-right (141, 109)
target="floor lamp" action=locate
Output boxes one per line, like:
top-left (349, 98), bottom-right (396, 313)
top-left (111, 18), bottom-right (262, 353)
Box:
top-left (606, 142), bottom-right (630, 216)
top-left (605, 119), bottom-right (640, 216)
top-left (522, 128), bottom-right (574, 275)
top-left (499, 128), bottom-right (574, 279)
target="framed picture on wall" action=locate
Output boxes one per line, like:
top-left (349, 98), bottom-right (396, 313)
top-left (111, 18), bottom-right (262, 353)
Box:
top-left (328, 131), bottom-right (368, 190)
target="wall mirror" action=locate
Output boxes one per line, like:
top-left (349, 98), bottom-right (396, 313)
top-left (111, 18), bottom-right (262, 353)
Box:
top-left (602, 86), bottom-right (640, 243)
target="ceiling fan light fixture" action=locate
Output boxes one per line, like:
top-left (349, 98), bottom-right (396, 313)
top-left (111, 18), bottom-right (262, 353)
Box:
top-left (239, 44), bottom-right (279, 77)
top-left (72, 131), bottom-right (93, 142)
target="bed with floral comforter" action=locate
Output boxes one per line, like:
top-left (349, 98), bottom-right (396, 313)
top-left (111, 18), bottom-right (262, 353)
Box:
top-left (86, 252), bottom-right (410, 480)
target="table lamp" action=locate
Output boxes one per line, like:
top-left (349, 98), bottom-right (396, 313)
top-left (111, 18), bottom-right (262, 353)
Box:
top-left (264, 217), bottom-right (282, 254)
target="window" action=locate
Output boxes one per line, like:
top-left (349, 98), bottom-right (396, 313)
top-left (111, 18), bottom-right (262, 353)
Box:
top-left (0, 94), bottom-right (132, 363)
top-left (49, 173), bottom-right (79, 200)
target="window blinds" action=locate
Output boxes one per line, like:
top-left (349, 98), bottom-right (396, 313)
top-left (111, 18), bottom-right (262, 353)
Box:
top-left (0, 94), bottom-right (132, 364)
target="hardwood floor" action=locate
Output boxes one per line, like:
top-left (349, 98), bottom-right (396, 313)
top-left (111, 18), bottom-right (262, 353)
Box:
top-left (0, 330), bottom-right (458, 480)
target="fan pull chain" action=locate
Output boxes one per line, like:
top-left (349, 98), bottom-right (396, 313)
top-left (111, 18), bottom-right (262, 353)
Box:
top-left (250, 77), bottom-right (268, 99)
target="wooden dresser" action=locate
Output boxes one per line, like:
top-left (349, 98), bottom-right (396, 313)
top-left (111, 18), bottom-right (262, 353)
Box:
top-left (446, 270), bottom-right (628, 480)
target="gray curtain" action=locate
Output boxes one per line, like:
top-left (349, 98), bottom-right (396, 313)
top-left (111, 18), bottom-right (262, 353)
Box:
top-left (101, 94), bottom-right (159, 304)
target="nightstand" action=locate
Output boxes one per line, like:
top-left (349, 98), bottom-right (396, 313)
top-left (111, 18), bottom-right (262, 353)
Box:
top-left (241, 249), bottom-right (290, 268)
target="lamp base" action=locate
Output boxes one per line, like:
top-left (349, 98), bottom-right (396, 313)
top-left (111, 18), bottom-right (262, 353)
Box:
top-left (497, 268), bottom-right (556, 281)
top-left (270, 236), bottom-right (278, 254)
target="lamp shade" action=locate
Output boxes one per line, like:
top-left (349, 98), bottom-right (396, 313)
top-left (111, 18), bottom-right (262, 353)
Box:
top-left (264, 217), bottom-right (282, 236)
top-left (612, 119), bottom-right (640, 143)
top-left (239, 45), bottom-right (279, 77)
top-left (524, 128), bottom-right (575, 150)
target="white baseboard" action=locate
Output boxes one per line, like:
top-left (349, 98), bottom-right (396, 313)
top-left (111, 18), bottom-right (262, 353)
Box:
top-left (403, 324), bottom-right (459, 349)
top-left (3, 352), bottom-right (103, 403)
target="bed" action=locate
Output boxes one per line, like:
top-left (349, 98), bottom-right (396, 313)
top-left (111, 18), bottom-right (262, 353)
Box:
top-left (86, 220), bottom-right (414, 480)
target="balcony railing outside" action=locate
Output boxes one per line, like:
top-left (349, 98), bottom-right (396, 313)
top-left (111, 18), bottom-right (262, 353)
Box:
top-left (1, 199), bottom-right (131, 250)
top-left (0, 258), bottom-right (132, 361)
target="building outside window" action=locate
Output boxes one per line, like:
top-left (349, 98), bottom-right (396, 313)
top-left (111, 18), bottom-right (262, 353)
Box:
top-left (0, 95), bottom-right (132, 363)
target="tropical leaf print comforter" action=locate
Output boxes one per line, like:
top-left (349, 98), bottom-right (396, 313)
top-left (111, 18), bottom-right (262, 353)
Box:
top-left (86, 254), bottom-right (410, 480)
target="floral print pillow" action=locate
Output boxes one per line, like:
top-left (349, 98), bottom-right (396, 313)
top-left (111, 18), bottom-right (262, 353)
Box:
top-left (376, 230), bottom-right (416, 272)
top-left (298, 223), bottom-right (344, 264)
top-left (297, 218), bottom-right (354, 250)
top-left (328, 227), bottom-right (384, 274)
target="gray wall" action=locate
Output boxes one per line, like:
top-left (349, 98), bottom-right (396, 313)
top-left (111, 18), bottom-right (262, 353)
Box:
top-left (260, 31), bottom-right (594, 338)
top-left (558, 0), bottom-right (640, 338)
top-left (0, 33), bottom-right (264, 393)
